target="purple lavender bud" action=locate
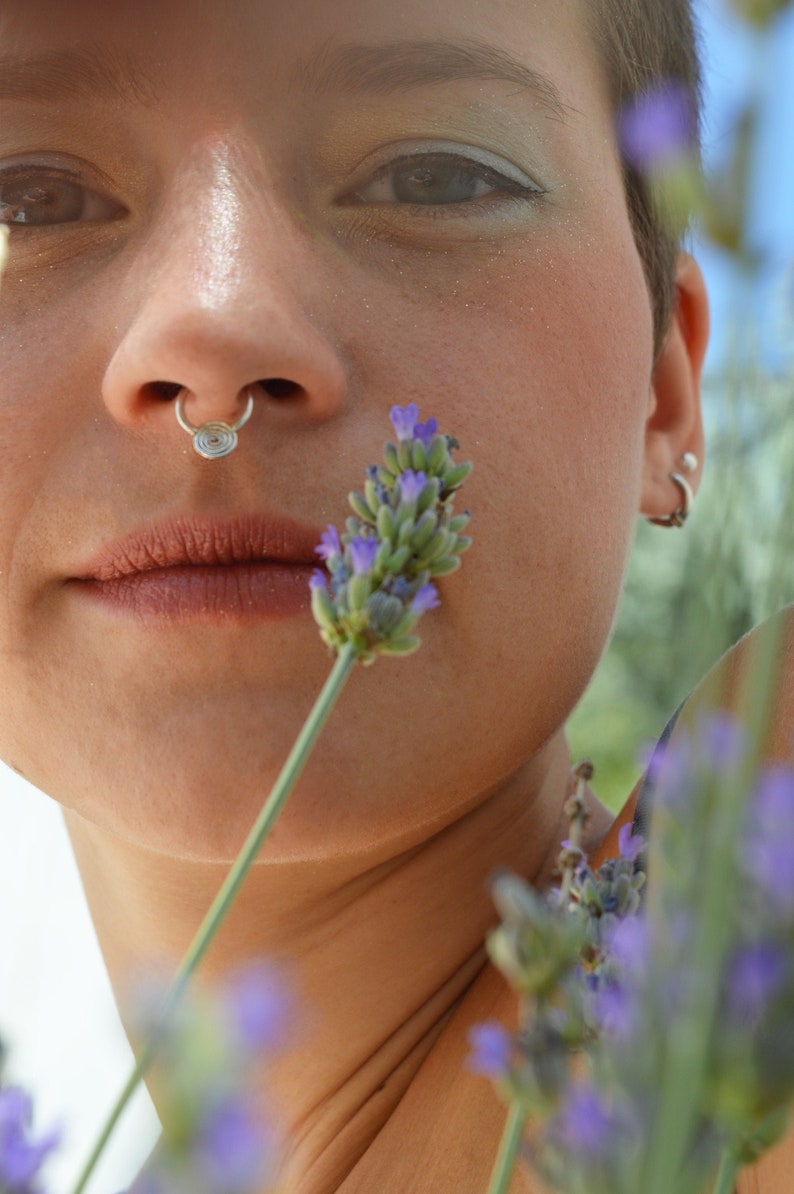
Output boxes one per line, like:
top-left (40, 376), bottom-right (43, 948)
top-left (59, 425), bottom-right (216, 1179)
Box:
top-left (398, 469), bottom-right (427, 504)
top-left (197, 1094), bottom-right (276, 1194)
top-left (0, 1087), bottom-right (61, 1192)
top-left (587, 979), bottom-right (637, 1043)
top-left (549, 1085), bottom-right (617, 1160)
top-left (349, 536), bottom-right (378, 576)
top-left (389, 403), bottom-right (419, 442)
top-left (726, 943), bottom-right (786, 1023)
top-left (752, 765), bottom-right (794, 830)
top-left (410, 583), bottom-right (441, 616)
top-left (605, 916), bottom-right (650, 978)
top-left (414, 417), bottom-right (438, 448)
top-left (617, 81), bottom-right (696, 173)
top-left (618, 823), bottom-right (646, 863)
top-left (309, 569), bottom-right (327, 592)
top-left (315, 524), bottom-right (341, 563)
top-left (222, 963), bottom-right (292, 1055)
top-left (467, 1022), bottom-right (512, 1079)
top-left (696, 711), bottom-right (747, 775)
top-left (745, 836), bottom-right (794, 916)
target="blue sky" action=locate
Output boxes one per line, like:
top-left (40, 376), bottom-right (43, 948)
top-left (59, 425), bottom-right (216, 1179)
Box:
top-left (695, 0), bottom-right (794, 371)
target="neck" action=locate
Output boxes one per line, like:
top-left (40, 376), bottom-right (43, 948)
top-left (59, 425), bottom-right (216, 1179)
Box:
top-left (65, 730), bottom-right (611, 1191)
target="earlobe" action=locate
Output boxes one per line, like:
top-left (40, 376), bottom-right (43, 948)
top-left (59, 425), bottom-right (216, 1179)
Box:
top-left (640, 252), bottom-right (710, 522)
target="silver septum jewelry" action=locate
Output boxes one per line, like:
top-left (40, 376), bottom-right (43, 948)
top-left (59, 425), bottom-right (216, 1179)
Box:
top-left (648, 452), bottom-right (698, 529)
top-left (175, 391), bottom-right (255, 460)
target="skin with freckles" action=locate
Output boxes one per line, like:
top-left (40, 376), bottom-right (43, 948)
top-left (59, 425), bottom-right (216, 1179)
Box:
top-left (0, 0), bottom-right (710, 1189)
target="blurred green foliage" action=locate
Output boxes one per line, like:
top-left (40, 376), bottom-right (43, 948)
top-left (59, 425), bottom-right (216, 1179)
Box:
top-left (568, 354), bottom-right (794, 811)
top-left (568, 0), bottom-right (794, 811)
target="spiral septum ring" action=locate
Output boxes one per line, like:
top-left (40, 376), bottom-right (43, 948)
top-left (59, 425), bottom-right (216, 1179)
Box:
top-left (175, 392), bottom-right (255, 459)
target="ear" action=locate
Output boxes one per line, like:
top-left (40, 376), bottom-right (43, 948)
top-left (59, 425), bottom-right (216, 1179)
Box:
top-left (640, 252), bottom-right (710, 521)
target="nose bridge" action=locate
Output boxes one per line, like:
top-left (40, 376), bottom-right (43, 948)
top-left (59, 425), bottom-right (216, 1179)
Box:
top-left (102, 134), bottom-right (347, 429)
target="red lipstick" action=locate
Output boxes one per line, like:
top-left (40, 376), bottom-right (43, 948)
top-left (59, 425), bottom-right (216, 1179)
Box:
top-left (71, 514), bottom-right (324, 624)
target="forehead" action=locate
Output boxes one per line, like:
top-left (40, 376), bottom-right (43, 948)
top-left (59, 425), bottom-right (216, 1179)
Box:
top-left (0, 0), bottom-right (606, 126)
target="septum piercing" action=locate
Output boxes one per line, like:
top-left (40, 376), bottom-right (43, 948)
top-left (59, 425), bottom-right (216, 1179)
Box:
top-left (175, 391), bottom-right (255, 460)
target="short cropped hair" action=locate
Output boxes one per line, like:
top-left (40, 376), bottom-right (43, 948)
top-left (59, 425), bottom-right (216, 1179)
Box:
top-left (588, 0), bottom-right (703, 355)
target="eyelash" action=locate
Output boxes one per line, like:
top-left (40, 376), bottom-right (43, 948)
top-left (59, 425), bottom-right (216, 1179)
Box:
top-left (345, 148), bottom-right (545, 216)
top-left (0, 163), bottom-right (124, 229)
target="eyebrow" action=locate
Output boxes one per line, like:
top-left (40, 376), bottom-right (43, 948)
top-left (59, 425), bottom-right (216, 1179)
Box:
top-left (0, 45), bottom-right (157, 106)
top-left (295, 37), bottom-right (568, 120)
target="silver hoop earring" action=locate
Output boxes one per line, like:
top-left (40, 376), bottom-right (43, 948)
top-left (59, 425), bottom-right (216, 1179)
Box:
top-left (648, 472), bottom-right (694, 529)
top-left (175, 391), bottom-right (255, 459)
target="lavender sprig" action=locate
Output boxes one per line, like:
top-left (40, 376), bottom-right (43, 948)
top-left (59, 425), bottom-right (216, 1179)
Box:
top-left (70, 407), bottom-right (471, 1194)
top-left (310, 403), bottom-right (472, 662)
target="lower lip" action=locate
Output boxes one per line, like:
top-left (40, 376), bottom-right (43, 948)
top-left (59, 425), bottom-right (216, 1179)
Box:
top-left (71, 563), bottom-right (315, 623)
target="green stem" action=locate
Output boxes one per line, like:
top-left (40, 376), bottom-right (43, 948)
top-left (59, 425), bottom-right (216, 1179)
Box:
top-left (712, 1149), bottom-right (739, 1194)
top-left (487, 1102), bottom-right (527, 1194)
top-left (70, 641), bottom-right (359, 1194)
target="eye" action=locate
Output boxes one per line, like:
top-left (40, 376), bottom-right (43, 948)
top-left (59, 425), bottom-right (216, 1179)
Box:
top-left (0, 165), bottom-right (123, 227)
top-left (348, 148), bottom-right (543, 209)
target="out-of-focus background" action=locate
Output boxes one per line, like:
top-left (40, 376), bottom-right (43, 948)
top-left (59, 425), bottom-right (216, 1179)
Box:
top-left (569, 0), bottom-right (794, 807)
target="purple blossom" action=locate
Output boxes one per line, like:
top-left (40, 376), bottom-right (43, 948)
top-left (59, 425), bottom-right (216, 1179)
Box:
top-left (222, 963), bottom-right (292, 1055)
top-left (348, 536), bottom-right (378, 576)
top-left (414, 417), bottom-right (438, 448)
top-left (389, 403), bottom-right (419, 442)
top-left (410, 583), bottom-right (441, 616)
top-left (751, 765), bottom-right (794, 830)
top-left (197, 1094), bottom-right (276, 1194)
top-left (605, 916), bottom-right (651, 979)
top-left (643, 730), bottom-right (693, 812)
top-left (309, 569), bottom-right (327, 592)
top-left (695, 711), bottom-right (746, 775)
top-left (398, 469), bottom-right (427, 503)
top-left (467, 1022), bottom-right (512, 1079)
top-left (617, 81), bottom-right (696, 173)
top-left (587, 978), bottom-right (637, 1043)
top-left (0, 1087), bottom-right (61, 1193)
top-left (745, 835), bottom-right (794, 916)
top-left (618, 823), bottom-right (646, 863)
top-left (548, 1085), bottom-right (620, 1161)
top-left (315, 524), bottom-right (341, 563)
top-left (726, 943), bottom-right (786, 1023)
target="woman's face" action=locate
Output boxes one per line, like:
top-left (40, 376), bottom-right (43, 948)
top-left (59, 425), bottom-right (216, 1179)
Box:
top-left (0, 0), bottom-right (661, 860)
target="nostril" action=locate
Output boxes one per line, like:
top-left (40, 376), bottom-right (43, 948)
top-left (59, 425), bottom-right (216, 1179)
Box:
top-left (145, 380), bottom-right (183, 402)
top-left (260, 378), bottom-right (302, 400)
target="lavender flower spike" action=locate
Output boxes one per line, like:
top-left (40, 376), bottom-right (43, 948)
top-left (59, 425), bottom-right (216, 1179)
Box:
top-left (618, 822), bottom-right (646, 863)
top-left (414, 417), bottom-right (438, 448)
top-left (389, 403), bottom-right (419, 442)
top-left (617, 81), bottom-right (695, 173)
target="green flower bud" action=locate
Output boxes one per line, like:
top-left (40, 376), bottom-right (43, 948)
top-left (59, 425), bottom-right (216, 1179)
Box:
top-left (347, 574), bottom-right (371, 611)
top-left (447, 512), bottom-right (471, 534)
top-left (310, 585), bottom-right (337, 631)
top-left (416, 528), bottom-right (452, 565)
top-left (454, 535), bottom-right (473, 554)
top-left (416, 475), bottom-right (441, 516)
top-left (376, 503), bottom-right (397, 543)
top-left (349, 491), bottom-right (376, 524)
top-left (410, 510), bottom-right (439, 551)
top-left (428, 555), bottom-right (462, 576)
top-left (410, 440), bottom-right (428, 471)
top-left (374, 539), bottom-right (393, 573)
top-left (397, 440), bottom-right (412, 471)
top-left (427, 436), bottom-right (449, 474)
top-left (386, 544), bottom-right (411, 573)
top-left (442, 461), bottom-right (473, 492)
top-left (364, 478), bottom-right (382, 516)
top-left (377, 635), bottom-right (422, 656)
top-left (383, 442), bottom-right (401, 475)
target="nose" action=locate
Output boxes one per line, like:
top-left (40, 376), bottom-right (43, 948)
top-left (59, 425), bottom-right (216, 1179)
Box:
top-left (102, 145), bottom-right (347, 441)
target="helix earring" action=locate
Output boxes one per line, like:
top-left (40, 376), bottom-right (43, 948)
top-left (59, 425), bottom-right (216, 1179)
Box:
top-left (648, 452), bottom-right (698, 529)
top-left (175, 391), bottom-right (255, 460)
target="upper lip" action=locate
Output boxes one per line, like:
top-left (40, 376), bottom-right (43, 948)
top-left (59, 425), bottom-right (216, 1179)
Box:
top-left (76, 513), bottom-right (325, 582)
